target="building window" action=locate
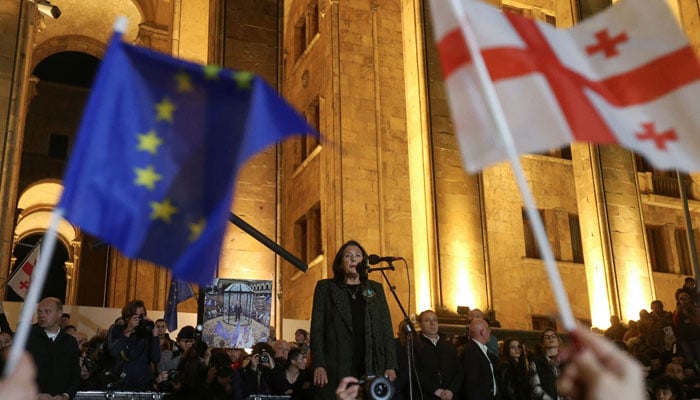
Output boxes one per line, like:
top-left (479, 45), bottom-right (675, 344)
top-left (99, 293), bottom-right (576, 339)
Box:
top-left (49, 133), bottom-right (69, 159)
top-left (294, 17), bottom-right (307, 62)
top-left (523, 209), bottom-right (544, 259)
top-left (569, 214), bottom-right (584, 263)
top-left (292, 95), bottom-right (321, 170)
top-left (294, 202), bottom-right (322, 263)
top-left (675, 229), bottom-right (693, 276)
top-left (647, 225), bottom-right (669, 273)
top-left (531, 315), bottom-right (557, 331)
top-left (308, 0), bottom-right (319, 39)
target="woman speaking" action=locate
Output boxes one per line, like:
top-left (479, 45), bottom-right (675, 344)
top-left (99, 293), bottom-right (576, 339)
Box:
top-left (310, 240), bottom-right (397, 399)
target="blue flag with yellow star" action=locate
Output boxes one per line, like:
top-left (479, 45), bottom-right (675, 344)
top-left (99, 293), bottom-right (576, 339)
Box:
top-left (164, 279), bottom-right (194, 332)
top-left (58, 31), bottom-right (316, 284)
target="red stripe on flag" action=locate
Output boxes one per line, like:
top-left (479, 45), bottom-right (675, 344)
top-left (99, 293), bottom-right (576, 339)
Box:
top-left (22, 261), bottom-right (34, 275)
top-left (437, 28), bottom-right (472, 79)
top-left (598, 46), bottom-right (700, 105)
top-left (504, 14), bottom-right (618, 143)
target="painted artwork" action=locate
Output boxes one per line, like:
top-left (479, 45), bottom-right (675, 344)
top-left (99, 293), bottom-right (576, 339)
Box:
top-left (200, 278), bottom-right (272, 349)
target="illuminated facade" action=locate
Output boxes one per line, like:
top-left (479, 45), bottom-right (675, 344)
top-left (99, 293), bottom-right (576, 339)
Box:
top-left (1, 0), bottom-right (699, 334)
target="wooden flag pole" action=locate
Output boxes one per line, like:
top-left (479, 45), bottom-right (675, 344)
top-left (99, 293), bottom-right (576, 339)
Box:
top-left (3, 208), bottom-right (63, 376)
top-left (449, 0), bottom-right (577, 332)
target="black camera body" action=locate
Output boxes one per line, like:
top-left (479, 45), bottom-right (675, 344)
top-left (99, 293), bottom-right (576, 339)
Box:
top-left (167, 369), bottom-right (182, 384)
top-left (356, 374), bottom-right (394, 400)
top-left (134, 316), bottom-right (155, 337)
top-left (259, 352), bottom-right (270, 364)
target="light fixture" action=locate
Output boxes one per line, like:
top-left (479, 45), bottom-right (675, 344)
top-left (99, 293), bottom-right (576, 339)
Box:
top-left (36, 0), bottom-right (61, 19)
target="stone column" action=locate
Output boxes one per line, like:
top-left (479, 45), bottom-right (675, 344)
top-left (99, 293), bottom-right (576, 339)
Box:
top-left (0, 3), bottom-right (37, 296)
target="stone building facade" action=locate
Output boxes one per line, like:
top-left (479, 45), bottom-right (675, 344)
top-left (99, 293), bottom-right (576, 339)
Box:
top-left (1, 0), bottom-right (700, 334)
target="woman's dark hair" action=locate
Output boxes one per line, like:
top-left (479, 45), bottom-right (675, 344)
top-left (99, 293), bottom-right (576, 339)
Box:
top-left (287, 348), bottom-right (304, 365)
top-left (501, 337), bottom-right (529, 374)
top-left (654, 375), bottom-right (682, 399)
top-left (121, 299), bottom-right (146, 320)
top-left (209, 350), bottom-right (233, 369)
top-left (332, 240), bottom-right (368, 282)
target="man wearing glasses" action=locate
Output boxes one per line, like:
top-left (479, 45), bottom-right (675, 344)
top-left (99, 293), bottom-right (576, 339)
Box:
top-left (107, 299), bottom-right (160, 391)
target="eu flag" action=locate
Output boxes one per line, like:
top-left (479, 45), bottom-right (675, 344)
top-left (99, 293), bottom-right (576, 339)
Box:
top-left (58, 31), bottom-right (316, 284)
top-left (164, 279), bottom-right (194, 332)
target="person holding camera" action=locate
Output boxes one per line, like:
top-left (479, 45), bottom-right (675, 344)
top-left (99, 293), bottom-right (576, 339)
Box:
top-left (159, 325), bottom-right (196, 372)
top-left (107, 299), bottom-right (160, 391)
top-left (240, 342), bottom-right (278, 397)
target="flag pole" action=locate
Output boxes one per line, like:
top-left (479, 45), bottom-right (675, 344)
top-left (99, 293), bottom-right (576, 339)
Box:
top-left (449, 0), bottom-right (577, 332)
top-left (677, 170), bottom-right (700, 288)
top-left (3, 208), bottom-right (64, 376)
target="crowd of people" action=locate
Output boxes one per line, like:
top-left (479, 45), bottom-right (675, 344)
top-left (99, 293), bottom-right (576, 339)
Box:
top-left (0, 242), bottom-right (697, 399)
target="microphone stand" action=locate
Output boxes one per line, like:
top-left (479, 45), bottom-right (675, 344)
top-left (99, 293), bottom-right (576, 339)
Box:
top-left (378, 260), bottom-right (415, 400)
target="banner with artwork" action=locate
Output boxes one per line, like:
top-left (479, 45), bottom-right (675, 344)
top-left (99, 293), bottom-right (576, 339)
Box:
top-left (200, 278), bottom-right (272, 349)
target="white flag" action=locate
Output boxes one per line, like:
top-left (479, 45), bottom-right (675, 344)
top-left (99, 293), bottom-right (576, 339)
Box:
top-left (8, 242), bottom-right (41, 299)
top-left (430, 0), bottom-right (700, 172)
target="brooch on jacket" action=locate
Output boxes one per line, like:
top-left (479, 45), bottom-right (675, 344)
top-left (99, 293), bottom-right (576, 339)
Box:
top-left (362, 287), bottom-right (376, 298)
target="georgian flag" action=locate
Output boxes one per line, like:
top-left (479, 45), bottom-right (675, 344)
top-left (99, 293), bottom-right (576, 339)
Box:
top-left (430, 0), bottom-right (700, 173)
top-left (8, 242), bottom-right (41, 299)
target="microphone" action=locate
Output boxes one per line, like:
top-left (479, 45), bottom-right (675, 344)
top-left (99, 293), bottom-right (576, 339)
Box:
top-left (366, 265), bottom-right (395, 273)
top-left (367, 254), bottom-right (402, 265)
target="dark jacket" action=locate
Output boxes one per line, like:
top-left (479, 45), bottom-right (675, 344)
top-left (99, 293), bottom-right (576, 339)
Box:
top-left (26, 324), bottom-right (81, 398)
top-left (460, 340), bottom-right (497, 400)
top-left (497, 360), bottom-right (531, 400)
top-left (530, 354), bottom-right (558, 400)
top-left (413, 334), bottom-right (462, 399)
top-left (310, 279), bottom-right (397, 399)
top-left (107, 323), bottom-right (160, 391)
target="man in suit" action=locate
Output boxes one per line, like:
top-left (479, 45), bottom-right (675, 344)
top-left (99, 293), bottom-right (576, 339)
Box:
top-left (412, 310), bottom-right (462, 400)
top-left (460, 318), bottom-right (497, 400)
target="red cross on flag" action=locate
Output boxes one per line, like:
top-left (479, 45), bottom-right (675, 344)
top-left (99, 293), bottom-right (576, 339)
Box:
top-left (8, 242), bottom-right (41, 299)
top-left (431, 0), bottom-right (700, 173)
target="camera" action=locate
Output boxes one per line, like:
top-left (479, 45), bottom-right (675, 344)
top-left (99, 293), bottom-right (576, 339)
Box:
top-left (167, 369), bottom-right (182, 384)
top-left (134, 315), bottom-right (155, 337)
top-left (259, 352), bottom-right (270, 364)
top-left (354, 374), bottom-right (394, 400)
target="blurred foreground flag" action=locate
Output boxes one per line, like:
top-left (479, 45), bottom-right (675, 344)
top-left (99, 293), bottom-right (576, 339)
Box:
top-left (430, 0), bottom-right (700, 173)
top-left (58, 31), bottom-right (317, 284)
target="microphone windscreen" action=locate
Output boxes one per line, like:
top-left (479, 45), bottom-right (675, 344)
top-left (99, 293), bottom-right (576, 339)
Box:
top-left (368, 254), bottom-right (381, 265)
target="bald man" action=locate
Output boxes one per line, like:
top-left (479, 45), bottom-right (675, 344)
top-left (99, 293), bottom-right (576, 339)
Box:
top-left (459, 318), bottom-right (497, 400)
top-left (26, 297), bottom-right (80, 400)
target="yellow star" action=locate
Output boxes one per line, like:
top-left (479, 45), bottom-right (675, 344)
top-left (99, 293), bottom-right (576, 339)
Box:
top-left (189, 218), bottom-right (206, 242)
top-left (155, 97), bottom-right (176, 122)
top-left (137, 130), bottom-right (163, 155)
top-left (150, 198), bottom-right (178, 223)
top-left (232, 70), bottom-right (254, 90)
top-left (203, 65), bottom-right (221, 80)
top-left (134, 165), bottom-right (163, 190)
top-left (175, 71), bottom-right (193, 93)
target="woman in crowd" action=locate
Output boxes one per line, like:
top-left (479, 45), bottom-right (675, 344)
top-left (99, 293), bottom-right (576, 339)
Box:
top-left (273, 347), bottom-right (312, 399)
top-left (498, 337), bottom-right (531, 400)
top-left (310, 240), bottom-right (397, 399)
top-left (530, 328), bottom-right (563, 400)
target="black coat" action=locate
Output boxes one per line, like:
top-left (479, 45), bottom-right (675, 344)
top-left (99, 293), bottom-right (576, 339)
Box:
top-left (26, 324), bottom-right (81, 397)
top-left (310, 279), bottom-right (397, 399)
top-left (460, 340), bottom-right (497, 400)
top-left (412, 334), bottom-right (462, 399)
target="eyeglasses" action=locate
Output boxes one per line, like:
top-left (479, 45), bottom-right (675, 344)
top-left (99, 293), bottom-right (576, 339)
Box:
top-left (542, 334), bottom-right (558, 340)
